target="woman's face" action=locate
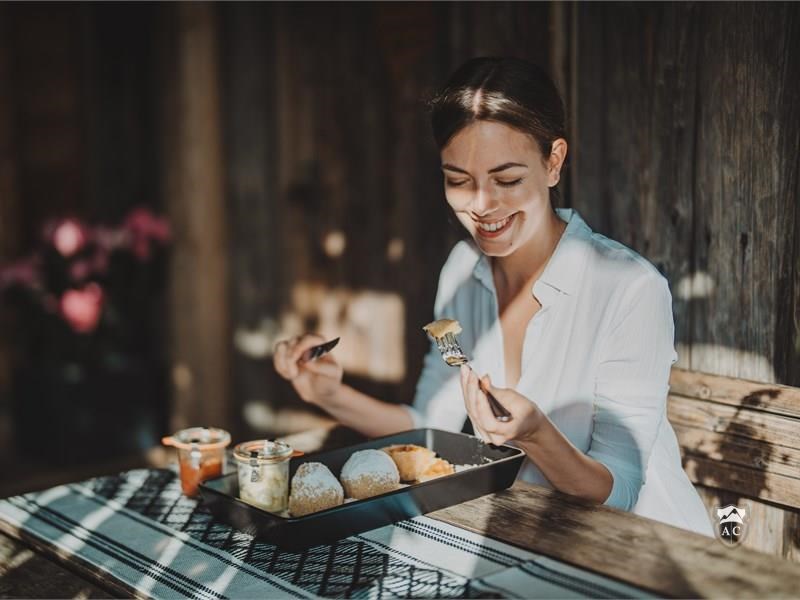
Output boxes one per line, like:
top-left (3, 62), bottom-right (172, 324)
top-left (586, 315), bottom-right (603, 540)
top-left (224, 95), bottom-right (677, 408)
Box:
top-left (440, 120), bottom-right (564, 257)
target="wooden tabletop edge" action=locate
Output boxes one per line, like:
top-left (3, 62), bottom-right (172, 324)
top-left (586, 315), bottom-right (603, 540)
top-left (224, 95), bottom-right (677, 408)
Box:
top-left (428, 481), bottom-right (800, 599)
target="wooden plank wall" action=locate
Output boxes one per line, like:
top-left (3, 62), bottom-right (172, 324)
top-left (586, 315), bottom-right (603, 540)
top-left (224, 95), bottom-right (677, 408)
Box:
top-left (0, 3), bottom-right (168, 462)
top-left (572, 3), bottom-right (800, 560)
top-left (0, 3), bottom-right (19, 459)
top-left (572, 2), bottom-right (799, 386)
top-left (158, 3), bottom-right (230, 431)
top-left (0, 1), bottom-right (560, 450)
top-left (218, 2), bottom-right (558, 436)
top-left (0, 3), bottom-right (158, 236)
top-left (0, 4), bottom-right (93, 464)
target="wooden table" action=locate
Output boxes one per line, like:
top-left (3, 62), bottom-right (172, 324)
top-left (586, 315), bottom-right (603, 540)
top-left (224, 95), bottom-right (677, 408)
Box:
top-left (2, 479), bottom-right (800, 599)
top-left (431, 482), bottom-right (800, 598)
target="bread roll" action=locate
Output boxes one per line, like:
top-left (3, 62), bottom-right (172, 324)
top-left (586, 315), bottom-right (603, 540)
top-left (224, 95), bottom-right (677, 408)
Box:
top-left (288, 462), bottom-right (344, 517)
top-left (340, 449), bottom-right (400, 499)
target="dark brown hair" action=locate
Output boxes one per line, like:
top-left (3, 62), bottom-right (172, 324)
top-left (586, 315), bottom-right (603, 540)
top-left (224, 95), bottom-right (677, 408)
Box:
top-left (428, 57), bottom-right (566, 163)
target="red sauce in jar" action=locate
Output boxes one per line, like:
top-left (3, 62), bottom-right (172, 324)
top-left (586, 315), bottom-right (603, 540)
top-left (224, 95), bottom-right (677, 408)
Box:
top-left (163, 427), bottom-right (231, 497)
top-left (179, 457), bottom-right (223, 497)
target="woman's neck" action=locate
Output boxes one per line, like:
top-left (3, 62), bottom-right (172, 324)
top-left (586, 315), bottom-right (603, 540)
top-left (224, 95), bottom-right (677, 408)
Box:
top-left (491, 209), bottom-right (567, 299)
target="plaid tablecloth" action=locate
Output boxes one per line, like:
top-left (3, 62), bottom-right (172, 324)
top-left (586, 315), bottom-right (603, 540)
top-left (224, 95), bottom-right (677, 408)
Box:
top-left (0, 469), bottom-right (653, 599)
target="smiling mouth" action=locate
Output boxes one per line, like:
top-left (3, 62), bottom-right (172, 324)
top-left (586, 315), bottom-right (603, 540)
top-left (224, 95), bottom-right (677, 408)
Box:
top-left (475, 213), bottom-right (517, 238)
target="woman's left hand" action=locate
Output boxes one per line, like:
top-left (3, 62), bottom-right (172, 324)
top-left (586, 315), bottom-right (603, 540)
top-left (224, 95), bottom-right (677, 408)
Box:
top-left (459, 365), bottom-right (546, 446)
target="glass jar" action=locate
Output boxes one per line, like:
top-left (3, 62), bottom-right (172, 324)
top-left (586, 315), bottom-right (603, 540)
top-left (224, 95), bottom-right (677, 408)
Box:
top-left (162, 427), bottom-right (231, 497)
top-left (233, 440), bottom-right (294, 513)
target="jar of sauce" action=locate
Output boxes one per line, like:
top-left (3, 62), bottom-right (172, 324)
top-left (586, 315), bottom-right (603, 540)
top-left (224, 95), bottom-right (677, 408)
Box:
top-left (162, 427), bottom-right (231, 497)
top-left (233, 440), bottom-right (294, 513)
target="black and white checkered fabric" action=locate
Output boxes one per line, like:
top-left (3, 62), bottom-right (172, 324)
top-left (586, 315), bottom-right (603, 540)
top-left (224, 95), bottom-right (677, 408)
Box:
top-left (0, 469), bottom-right (653, 599)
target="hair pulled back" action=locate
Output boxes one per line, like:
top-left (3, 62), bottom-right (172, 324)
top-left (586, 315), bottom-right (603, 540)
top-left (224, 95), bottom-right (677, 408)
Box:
top-left (428, 57), bottom-right (566, 163)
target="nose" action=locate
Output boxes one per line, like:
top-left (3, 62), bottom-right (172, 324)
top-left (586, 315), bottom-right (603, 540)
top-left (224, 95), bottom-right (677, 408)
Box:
top-left (470, 186), bottom-right (499, 216)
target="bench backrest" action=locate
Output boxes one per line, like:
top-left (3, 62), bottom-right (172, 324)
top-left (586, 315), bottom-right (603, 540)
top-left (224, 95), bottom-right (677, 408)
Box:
top-left (668, 368), bottom-right (800, 560)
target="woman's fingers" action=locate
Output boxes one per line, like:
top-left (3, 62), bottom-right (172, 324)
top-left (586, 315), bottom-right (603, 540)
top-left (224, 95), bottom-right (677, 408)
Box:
top-left (475, 388), bottom-right (503, 442)
top-left (274, 334), bottom-right (331, 379)
top-left (461, 366), bottom-right (478, 416)
top-left (460, 366), bottom-right (516, 445)
top-left (478, 375), bottom-right (509, 427)
top-left (475, 374), bottom-right (514, 445)
top-left (274, 340), bottom-right (293, 378)
top-left (460, 366), bottom-right (481, 436)
top-left (476, 387), bottom-right (499, 430)
top-left (302, 354), bottom-right (341, 380)
top-left (288, 333), bottom-right (327, 364)
top-left (459, 365), bottom-right (470, 399)
top-left (461, 366), bottom-right (491, 442)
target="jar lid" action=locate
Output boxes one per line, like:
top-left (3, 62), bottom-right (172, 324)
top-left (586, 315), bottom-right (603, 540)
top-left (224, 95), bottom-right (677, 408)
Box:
top-left (233, 440), bottom-right (293, 464)
top-left (162, 427), bottom-right (231, 451)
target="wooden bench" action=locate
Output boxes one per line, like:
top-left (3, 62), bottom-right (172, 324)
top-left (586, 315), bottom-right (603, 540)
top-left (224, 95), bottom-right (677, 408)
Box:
top-left (668, 367), bottom-right (800, 561)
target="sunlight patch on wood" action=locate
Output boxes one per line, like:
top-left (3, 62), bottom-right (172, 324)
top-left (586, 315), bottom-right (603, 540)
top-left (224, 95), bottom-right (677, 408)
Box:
top-left (675, 271), bottom-right (715, 300)
top-left (235, 282), bottom-right (406, 383)
top-left (676, 343), bottom-right (775, 383)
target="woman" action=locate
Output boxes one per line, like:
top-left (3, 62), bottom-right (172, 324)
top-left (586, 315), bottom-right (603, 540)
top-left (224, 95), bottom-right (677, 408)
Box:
top-left (274, 57), bottom-right (713, 536)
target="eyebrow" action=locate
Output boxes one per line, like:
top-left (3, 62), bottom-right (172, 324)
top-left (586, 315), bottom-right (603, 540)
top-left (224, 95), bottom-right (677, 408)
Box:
top-left (441, 162), bottom-right (528, 175)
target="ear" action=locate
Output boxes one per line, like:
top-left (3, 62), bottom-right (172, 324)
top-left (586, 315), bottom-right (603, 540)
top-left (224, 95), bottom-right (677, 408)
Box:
top-left (547, 138), bottom-right (568, 187)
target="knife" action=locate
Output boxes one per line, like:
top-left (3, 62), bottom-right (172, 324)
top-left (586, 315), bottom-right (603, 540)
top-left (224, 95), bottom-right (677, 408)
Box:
top-left (299, 337), bottom-right (340, 363)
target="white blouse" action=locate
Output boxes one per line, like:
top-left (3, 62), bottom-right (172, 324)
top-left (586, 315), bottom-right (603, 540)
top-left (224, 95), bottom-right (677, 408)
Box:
top-left (408, 208), bottom-right (713, 536)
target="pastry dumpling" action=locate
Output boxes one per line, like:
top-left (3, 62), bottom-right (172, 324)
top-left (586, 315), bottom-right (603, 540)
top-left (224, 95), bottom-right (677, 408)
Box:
top-left (288, 462), bottom-right (344, 517)
top-left (418, 458), bottom-right (455, 482)
top-left (340, 449), bottom-right (400, 499)
top-left (382, 444), bottom-right (437, 482)
top-left (382, 444), bottom-right (455, 483)
top-left (422, 318), bottom-right (462, 339)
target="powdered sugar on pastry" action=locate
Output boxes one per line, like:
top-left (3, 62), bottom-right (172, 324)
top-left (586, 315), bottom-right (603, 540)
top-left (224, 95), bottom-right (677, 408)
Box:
top-left (289, 462), bottom-right (344, 517)
top-left (340, 449), bottom-right (400, 499)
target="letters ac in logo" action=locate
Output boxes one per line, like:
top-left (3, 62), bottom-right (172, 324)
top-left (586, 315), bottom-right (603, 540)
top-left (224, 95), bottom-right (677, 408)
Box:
top-left (714, 504), bottom-right (747, 547)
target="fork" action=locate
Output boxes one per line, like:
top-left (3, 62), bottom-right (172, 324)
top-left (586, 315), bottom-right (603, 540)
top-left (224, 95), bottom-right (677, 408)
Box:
top-left (299, 337), bottom-right (340, 363)
top-left (428, 331), bottom-right (512, 422)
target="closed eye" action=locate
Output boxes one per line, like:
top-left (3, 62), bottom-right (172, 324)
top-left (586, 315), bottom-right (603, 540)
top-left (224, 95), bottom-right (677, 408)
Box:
top-left (446, 179), bottom-right (469, 187)
top-left (496, 178), bottom-right (523, 187)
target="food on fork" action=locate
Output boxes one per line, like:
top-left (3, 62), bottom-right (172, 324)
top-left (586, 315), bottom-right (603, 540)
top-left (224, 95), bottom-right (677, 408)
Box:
top-left (423, 317), bottom-right (513, 421)
top-left (288, 462), bottom-right (344, 517)
top-left (340, 449), bottom-right (400, 499)
top-left (422, 318), bottom-right (462, 339)
top-left (382, 444), bottom-right (437, 482)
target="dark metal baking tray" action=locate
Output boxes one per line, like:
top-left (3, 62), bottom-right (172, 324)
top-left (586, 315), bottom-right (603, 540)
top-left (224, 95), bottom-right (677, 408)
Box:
top-left (199, 428), bottom-right (525, 550)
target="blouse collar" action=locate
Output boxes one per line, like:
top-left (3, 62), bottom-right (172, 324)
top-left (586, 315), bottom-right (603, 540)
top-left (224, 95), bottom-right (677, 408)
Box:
top-left (471, 208), bottom-right (593, 307)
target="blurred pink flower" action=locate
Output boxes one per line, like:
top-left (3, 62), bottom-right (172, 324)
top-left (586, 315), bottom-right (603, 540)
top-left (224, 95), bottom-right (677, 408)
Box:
top-left (68, 259), bottom-right (92, 282)
top-left (0, 255), bottom-right (41, 291)
top-left (91, 247), bottom-right (110, 275)
top-left (123, 207), bottom-right (171, 261)
top-left (51, 218), bottom-right (88, 257)
top-left (68, 246), bottom-right (111, 281)
top-left (60, 283), bottom-right (105, 334)
top-left (93, 225), bottom-right (127, 253)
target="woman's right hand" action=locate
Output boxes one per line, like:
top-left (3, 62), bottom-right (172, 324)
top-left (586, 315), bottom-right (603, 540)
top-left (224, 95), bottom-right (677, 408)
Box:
top-left (273, 334), bottom-right (344, 407)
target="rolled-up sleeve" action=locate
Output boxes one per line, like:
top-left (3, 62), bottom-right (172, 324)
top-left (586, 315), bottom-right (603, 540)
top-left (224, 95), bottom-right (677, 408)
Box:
top-left (587, 274), bottom-right (678, 511)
